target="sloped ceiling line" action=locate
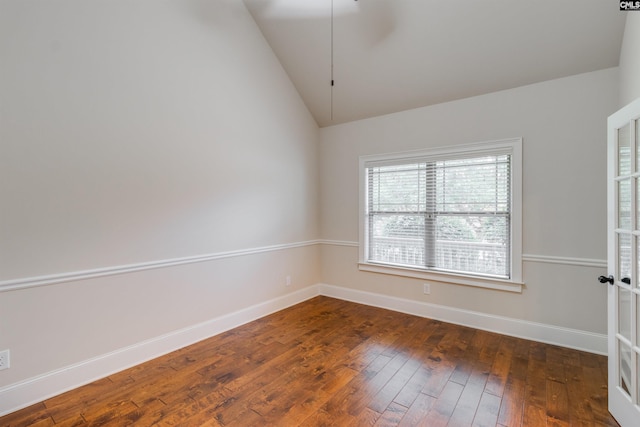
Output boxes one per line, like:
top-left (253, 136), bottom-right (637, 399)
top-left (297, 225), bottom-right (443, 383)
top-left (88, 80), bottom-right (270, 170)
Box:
top-left (244, 0), bottom-right (626, 127)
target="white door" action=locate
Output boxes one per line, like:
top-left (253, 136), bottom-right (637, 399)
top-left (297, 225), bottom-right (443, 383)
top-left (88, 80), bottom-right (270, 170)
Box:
top-left (606, 97), bottom-right (640, 426)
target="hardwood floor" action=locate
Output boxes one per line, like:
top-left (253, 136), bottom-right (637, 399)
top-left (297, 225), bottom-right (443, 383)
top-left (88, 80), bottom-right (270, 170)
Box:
top-left (1, 296), bottom-right (620, 426)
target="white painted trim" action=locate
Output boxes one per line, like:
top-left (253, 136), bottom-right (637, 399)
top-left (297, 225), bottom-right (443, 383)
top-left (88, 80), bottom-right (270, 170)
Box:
top-left (0, 282), bottom-right (608, 417)
top-left (358, 138), bottom-right (525, 166)
top-left (320, 240), bottom-right (608, 269)
top-left (318, 283), bottom-right (607, 355)
top-left (606, 97), bottom-right (640, 425)
top-left (358, 138), bottom-right (524, 284)
top-left (521, 254), bottom-right (607, 268)
top-left (0, 240), bottom-right (320, 293)
top-left (317, 239), bottom-right (359, 247)
top-left (0, 286), bottom-right (320, 417)
top-left (358, 262), bottom-right (523, 293)
top-left (1, 240), bottom-right (606, 294)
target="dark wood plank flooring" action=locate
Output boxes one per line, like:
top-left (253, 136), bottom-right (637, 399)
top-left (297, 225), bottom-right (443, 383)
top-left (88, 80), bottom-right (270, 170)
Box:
top-left (0, 296), bottom-right (619, 426)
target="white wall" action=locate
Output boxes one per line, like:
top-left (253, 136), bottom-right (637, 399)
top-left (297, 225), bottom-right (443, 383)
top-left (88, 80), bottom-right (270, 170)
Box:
top-left (0, 0), bottom-right (319, 392)
top-left (620, 13), bottom-right (640, 106)
top-left (0, 0), bottom-right (631, 415)
top-left (319, 68), bottom-right (618, 335)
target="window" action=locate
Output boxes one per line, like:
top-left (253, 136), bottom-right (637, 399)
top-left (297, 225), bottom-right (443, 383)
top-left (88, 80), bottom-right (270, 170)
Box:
top-left (359, 139), bottom-right (522, 292)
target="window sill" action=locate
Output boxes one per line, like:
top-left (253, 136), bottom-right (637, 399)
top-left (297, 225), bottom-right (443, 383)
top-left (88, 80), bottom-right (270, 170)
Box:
top-left (358, 262), bottom-right (523, 293)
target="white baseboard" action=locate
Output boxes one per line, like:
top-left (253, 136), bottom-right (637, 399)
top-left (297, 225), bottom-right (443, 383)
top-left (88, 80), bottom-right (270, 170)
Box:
top-left (318, 283), bottom-right (607, 356)
top-left (0, 282), bottom-right (607, 417)
top-left (0, 286), bottom-right (320, 417)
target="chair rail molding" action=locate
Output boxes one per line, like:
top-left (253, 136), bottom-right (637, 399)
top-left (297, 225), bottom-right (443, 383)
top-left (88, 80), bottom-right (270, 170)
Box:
top-left (0, 240), bottom-right (321, 293)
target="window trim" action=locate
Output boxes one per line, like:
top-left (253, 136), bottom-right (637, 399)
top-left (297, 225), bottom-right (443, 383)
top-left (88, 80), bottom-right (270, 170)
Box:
top-left (358, 138), bottom-right (523, 292)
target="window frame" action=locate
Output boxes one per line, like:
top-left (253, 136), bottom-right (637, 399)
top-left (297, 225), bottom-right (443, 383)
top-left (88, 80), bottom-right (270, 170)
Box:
top-left (358, 138), bottom-right (523, 293)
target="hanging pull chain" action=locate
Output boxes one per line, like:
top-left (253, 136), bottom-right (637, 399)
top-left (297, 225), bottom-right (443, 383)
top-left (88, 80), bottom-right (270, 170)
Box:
top-left (330, 0), bottom-right (334, 121)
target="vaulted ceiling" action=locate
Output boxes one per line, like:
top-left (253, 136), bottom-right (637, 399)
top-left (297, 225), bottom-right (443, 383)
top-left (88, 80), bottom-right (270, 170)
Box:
top-left (243, 0), bottom-right (627, 127)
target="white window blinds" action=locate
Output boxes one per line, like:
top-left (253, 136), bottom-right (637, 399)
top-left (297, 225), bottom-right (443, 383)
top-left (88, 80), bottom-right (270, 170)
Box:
top-left (366, 154), bottom-right (511, 279)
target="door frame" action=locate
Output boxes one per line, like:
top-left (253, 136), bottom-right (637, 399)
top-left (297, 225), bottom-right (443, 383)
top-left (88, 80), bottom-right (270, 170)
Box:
top-left (607, 97), bottom-right (640, 426)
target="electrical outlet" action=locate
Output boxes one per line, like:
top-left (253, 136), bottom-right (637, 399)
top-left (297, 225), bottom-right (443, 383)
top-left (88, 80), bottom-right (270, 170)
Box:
top-left (285, 275), bottom-right (291, 286)
top-left (423, 283), bottom-right (431, 294)
top-left (0, 349), bottom-right (10, 371)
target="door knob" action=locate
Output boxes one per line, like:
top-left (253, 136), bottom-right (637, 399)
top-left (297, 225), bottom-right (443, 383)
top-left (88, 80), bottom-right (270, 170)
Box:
top-left (598, 275), bottom-right (614, 285)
